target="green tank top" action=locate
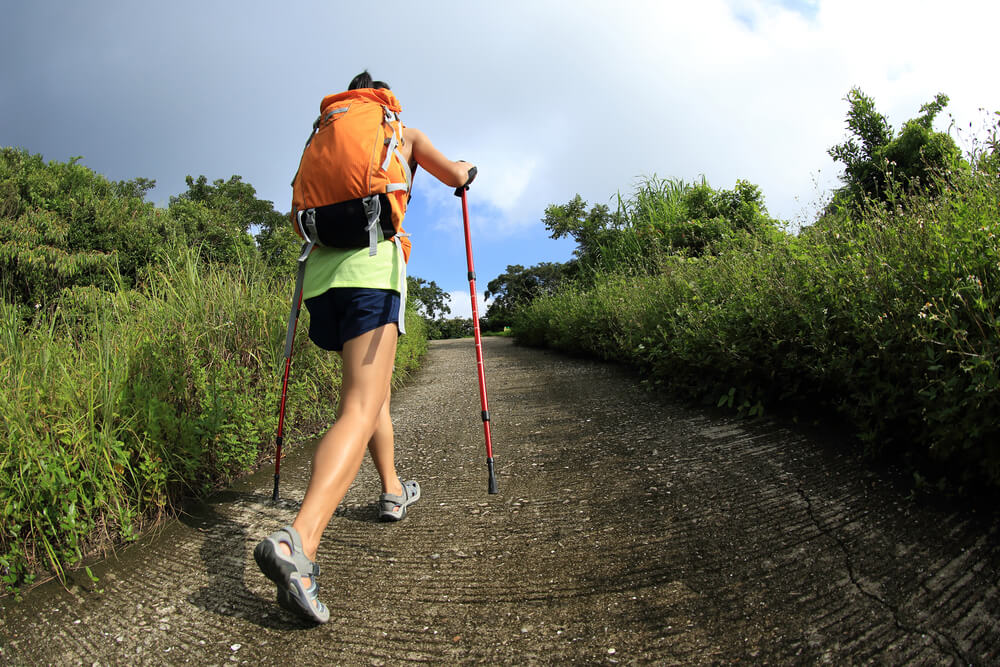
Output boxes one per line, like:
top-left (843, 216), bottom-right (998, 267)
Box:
top-left (302, 239), bottom-right (405, 301)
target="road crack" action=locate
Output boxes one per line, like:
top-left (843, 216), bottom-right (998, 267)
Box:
top-left (795, 486), bottom-right (969, 664)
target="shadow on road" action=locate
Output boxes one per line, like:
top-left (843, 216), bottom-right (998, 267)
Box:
top-left (179, 491), bottom-right (314, 631)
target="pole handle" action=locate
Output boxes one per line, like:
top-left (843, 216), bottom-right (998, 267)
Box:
top-left (454, 166), bottom-right (478, 197)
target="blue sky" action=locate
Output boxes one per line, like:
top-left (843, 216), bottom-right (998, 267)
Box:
top-left (3, 0), bottom-right (998, 317)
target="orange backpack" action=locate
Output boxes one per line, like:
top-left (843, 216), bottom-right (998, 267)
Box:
top-left (291, 88), bottom-right (412, 262)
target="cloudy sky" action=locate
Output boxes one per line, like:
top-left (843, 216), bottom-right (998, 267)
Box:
top-left (4, 1), bottom-right (998, 317)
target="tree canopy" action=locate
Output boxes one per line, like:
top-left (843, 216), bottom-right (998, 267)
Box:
top-left (0, 149), bottom-right (301, 314)
top-left (407, 276), bottom-right (451, 320)
top-left (827, 88), bottom-right (965, 208)
top-left (485, 262), bottom-right (569, 328)
top-left (0, 148), bottom-right (168, 309)
top-left (543, 176), bottom-right (781, 280)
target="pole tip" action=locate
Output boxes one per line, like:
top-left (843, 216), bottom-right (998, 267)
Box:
top-left (487, 458), bottom-right (498, 494)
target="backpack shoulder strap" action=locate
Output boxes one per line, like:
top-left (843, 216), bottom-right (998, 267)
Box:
top-left (381, 108), bottom-right (412, 195)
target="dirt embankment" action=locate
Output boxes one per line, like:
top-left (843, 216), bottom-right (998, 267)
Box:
top-left (1, 337), bottom-right (998, 664)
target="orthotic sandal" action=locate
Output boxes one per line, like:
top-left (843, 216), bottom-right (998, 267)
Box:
top-left (379, 480), bottom-right (421, 522)
top-left (253, 525), bottom-right (330, 624)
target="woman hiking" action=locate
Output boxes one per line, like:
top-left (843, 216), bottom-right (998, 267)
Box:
top-left (253, 70), bottom-right (476, 623)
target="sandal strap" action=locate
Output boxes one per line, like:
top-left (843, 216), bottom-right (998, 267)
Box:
top-left (279, 525), bottom-right (305, 552)
top-left (381, 481), bottom-right (418, 505)
top-left (275, 525), bottom-right (320, 578)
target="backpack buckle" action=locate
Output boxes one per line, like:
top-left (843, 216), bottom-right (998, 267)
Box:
top-left (362, 195), bottom-right (381, 226)
top-left (297, 208), bottom-right (319, 243)
top-left (362, 195), bottom-right (383, 256)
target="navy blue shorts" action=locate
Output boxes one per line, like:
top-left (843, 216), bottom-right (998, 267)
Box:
top-left (304, 288), bottom-right (400, 352)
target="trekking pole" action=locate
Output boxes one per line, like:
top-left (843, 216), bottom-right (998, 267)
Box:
top-left (455, 168), bottom-right (498, 494)
top-left (273, 239), bottom-right (314, 501)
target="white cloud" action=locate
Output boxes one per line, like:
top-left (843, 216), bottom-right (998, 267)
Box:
top-left (7, 0), bottom-right (1000, 292)
top-left (472, 154), bottom-right (539, 219)
top-left (445, 290), bottom-right (494, 321)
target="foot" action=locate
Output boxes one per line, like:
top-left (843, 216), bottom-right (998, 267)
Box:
top-left (379, 480), bottom-right (420, 521)
top-left (253, 526), bottom-right (330, 623)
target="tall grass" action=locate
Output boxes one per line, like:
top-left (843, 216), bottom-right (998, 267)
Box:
top-left (0, 249), bottom-right (426, 594)
top-left (516, 165), bottom-right (1000, 492)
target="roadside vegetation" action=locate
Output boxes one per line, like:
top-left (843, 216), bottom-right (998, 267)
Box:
top-left (513, 90), bottom-right (1000, 495)
top-left (4, 87), bottom-right (996, 596)
top-left (0, 150), bottom-right (428, 595)
top-left (406, 275), bottom-right (481, 340)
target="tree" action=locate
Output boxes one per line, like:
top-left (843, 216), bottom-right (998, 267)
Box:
top-left (543, 195), bottom-right (622, 261)
top-left (828, 88), bottom-right (893, 205)
top-left (255, 209), bottom-right (300, 274)
top-left (165, 199), bottom-right (256, 265)
top-left (484, 262), bottom-right (569, 328)
top-left (0, 148), bottom-right (167, 309)
top-left (435, 317), bottom-right (474, 339)
top-left (407, 276), bottom-right (451, 320)
top-left (543, 176), bottom-right (780, 276)
top-left (881, 94), bottom-right (964, 192)
top-left (828, 88), bottom-right (965, 208)
top-left (170, 175), bottom-right (275, 234)
top-left (167, 174), bottom-right (276, 265)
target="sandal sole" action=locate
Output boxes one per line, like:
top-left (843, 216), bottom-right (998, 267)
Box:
top-left (277, 580), bottom-right (330, 624)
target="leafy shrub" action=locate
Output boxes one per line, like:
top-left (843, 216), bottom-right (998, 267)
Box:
top-left (426, 317), bottom-right (476, 340)
top-left (515, 160), bottom-right (1000, 490)
top-left (828, 89), bottom-right (966, 210)
top-left (0, 148), bottom-right (166, 308)
top-left (0, 250), bottom-right (427, 594)
top-left (543, 176), bottom-right (783, 282)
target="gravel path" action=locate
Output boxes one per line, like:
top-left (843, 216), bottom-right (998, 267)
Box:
top-left (1, 337), bottom-right (998, 664)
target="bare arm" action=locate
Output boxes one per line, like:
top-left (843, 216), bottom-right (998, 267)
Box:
top-left (403, 127), bottom-right (476, 188)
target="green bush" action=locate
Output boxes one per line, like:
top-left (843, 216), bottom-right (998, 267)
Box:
top-left (543, 176), bottom-right (783, 283)
top-left (0, 250), bottom-right (427, 595)
top-left (828, 89), bottom-right (966, 210)
top-left (0, 148), bottom-right (166, 308)
top-left (426, 317), bottom-right (475, 340)
top-left (515, 162), bottom-right (1000, 491)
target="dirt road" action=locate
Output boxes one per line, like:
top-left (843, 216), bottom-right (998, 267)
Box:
top-left (1, 337), bottom-right (998, 664)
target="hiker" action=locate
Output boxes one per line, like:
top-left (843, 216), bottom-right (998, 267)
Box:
top-left (254, 70), bottom-right (476, 623)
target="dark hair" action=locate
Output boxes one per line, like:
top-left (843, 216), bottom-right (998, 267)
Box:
top-left (348, 70), bottom-right (390, 90)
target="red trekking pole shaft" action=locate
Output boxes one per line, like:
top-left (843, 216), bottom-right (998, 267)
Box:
top-left (273, 243), bottom-right (312, 501)
top-left (273, 287), bottom-right (300, 501)
top-left (456, 170), bottom-right (498, 494)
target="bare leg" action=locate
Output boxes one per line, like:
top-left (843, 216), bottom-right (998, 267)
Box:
top-left (367, 398), bottom-right (403, 496)
top-left (290, 323), bottom-right (398, 561)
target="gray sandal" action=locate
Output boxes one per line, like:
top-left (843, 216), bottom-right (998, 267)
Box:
top-left (253, 525), bottom-right (330, 624)
top-left (379, 480), bottom-right (421, 521)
